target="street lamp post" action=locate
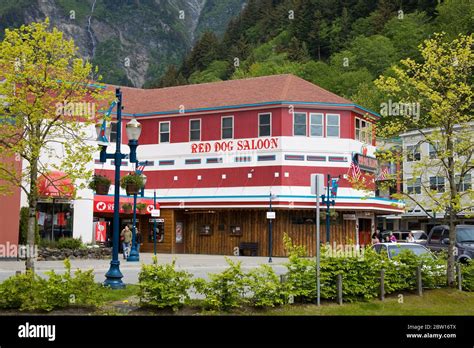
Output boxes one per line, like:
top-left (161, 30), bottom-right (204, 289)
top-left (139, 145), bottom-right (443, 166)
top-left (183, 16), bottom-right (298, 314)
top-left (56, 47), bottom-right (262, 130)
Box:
top-left (96, 88), bottom-right (141, 289)
top-left (321, 174), bottom-right (339, 244)
top-left (128, 171), bottom-right (146, 262)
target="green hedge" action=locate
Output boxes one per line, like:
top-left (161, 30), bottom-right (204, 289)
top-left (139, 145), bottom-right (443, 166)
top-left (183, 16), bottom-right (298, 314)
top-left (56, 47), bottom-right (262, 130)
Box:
top-left (0, 259), bottom-right (103, 311)
top-left (461, 261), bottom-right (474, 291)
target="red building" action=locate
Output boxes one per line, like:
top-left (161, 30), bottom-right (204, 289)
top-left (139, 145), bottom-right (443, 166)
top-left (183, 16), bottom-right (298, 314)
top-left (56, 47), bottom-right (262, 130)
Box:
top-left (94, 74), bottom-right (403, 256)
top-left (0, 154), bottom-right (21, 258)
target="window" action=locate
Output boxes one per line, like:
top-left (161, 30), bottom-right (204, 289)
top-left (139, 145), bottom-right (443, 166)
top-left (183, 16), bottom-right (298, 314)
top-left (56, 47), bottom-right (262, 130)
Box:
top-left (355, 118), bottom-right (372, 143)
top-left (456, 174), bottom-right (472, 192)
top-left (189, 119), bottom-right (201, 142)
top-left (293, 112), bottom-right (306, 136)
top-left (310, 113), bottom-right (323, 137)
top-left (159, 121), bottom-right (170, 143)
top-left (326, 114), bottom-right (340, 137)
top-left (257, 155), bottom-right (276, 161)
top-left (429, 142), bottom-right (438, 159)
top-left (355, 118), bottom-right (360, 140)
top-left (110, 122), bottom-right (118, 143)
top-left (221, 116), bottom-right (233, 139)
top-left (407, 178), bottom-right (421, 194)
top-left (406, 145), bottom-right (421, 161)
top-left (429, 227), bottom-right (445, 243)
top-left (258, 113), bottom-right (271, 137)
top-left (429, 176), bottom-right (445, 192)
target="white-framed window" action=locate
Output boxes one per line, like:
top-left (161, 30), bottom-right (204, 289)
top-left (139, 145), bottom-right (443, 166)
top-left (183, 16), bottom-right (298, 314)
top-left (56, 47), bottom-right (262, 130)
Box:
top-left (159, 121), bottom-right (170, 143)
top-left (407, 144), bottom-right (421, 161)
top-left (428, 142), bottom-right (438, 159)
top-left (310, 113), bottom-right (323, 137)
top-left (456, 173), bottom-right (472, 192)
top-left (189, 119), bottom-right (201, 142)
top-left (293, 112), bottom-right (307, 136)
top-left (407, 177), bottom-right (421, 194)
top-left (429, 176), bottom-right (445, 193)
top-left (355, 118), bottom-right (361, 141)
top-left (355, 117), bottom-right (373, 143)
top-left (258, 113), bottom-right (271, 137)
top-left (326, 114), bottom-right (340, 138)
top-left (221, 116), bottom-right (233, 139)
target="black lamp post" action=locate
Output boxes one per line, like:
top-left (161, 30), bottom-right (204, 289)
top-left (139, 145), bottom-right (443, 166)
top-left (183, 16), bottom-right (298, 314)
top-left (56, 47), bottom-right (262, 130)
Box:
top-left (127, 170), bottom-right (146, 263)
top-left (321, 174), bottom-right (339, 244)
top-left (95, 88), bottom-right (141, 289)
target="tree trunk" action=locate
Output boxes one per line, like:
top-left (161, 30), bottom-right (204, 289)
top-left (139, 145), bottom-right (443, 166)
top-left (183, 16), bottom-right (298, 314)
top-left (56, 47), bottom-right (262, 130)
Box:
top-left (447, 137), bottom-right (456, 287)
top-left (25, 159), bottom-right (38, 272)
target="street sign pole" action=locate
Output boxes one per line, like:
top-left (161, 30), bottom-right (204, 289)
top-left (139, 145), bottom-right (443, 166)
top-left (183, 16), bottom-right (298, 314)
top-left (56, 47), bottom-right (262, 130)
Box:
top-left (153, 190), bottom-right (157, 256)
top-left (311, 174), bottom-right (324, 307)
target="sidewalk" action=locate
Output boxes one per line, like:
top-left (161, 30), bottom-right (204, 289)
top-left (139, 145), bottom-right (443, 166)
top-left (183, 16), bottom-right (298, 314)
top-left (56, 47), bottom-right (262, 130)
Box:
top-left (0, 253), bottom-right (289, 284)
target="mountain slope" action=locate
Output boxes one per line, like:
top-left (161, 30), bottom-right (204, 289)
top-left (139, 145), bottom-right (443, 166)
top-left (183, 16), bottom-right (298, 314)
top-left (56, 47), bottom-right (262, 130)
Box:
top-left (0, 0), bottom-right (245, 87)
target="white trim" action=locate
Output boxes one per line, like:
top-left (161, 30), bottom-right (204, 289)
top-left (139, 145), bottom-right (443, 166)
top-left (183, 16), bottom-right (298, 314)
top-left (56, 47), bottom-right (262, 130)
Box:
top-left (293, 111), bottom-right (307, 137)
top-left (258, 112), bottom-right (272, 137)
top-left (189, 118), bottom-right (201, 142)
top-left (326, 113), bottom-right (340, 138)
top-left (221, 115), bottom-right (234, 139)
top-left (158, 120), bottom-right (170, 143)
top-left (309, 113), bottom-right (324, 137)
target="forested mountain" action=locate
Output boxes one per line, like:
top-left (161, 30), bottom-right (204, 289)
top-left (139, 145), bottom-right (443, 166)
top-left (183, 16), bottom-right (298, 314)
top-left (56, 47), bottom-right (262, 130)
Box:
top-left (156, 0), bottom-right (473, 112)
top-left (0, 0), bottom-right (245, 87)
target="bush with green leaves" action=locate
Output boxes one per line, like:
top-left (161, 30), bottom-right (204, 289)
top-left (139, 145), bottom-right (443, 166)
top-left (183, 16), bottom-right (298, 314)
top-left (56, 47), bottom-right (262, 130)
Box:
top-left (0, 259), bottom-right (103, 311)
top-left (283, 234), bottom-right (317, 302)
top-left (461, 261), bottom-right (474, 291)
top-left (246, 264), bottom-right (287, 307)
top-left (57, 237), bottom-right (84, 250)
top-left (194, 258), bottom-right (248, 311)
top-left (138, 257), bottom-right (193, 311)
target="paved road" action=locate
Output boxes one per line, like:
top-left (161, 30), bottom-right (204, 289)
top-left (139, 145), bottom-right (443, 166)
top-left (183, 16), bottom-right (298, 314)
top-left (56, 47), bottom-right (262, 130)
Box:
top-left (0, 253), bottom-right (290, 284)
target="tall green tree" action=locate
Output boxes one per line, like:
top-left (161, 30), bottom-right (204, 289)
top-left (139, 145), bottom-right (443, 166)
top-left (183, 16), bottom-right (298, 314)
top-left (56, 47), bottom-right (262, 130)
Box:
top-left (375, 33), bottom-right (474, 286)
top-left (0, 20), bottom-right (111, 271)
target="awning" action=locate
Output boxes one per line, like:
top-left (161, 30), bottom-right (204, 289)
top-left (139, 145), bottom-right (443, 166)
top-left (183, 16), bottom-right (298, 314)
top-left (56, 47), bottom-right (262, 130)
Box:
top-left (37, 171), bottom-right (75, 198)
top-left (94, 195), bottom-right (159, 214)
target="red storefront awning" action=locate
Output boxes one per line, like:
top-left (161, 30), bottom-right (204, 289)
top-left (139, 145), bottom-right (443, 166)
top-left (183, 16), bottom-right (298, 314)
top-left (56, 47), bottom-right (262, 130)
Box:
top-left (38, 171), bottom-right (75, 198)
top-left (93, 195), bottom-right (159, 214)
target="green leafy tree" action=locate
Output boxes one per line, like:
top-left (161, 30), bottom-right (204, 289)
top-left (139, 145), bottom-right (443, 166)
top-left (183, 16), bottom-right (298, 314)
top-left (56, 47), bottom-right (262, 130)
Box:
top-left (375, 33), bottom-right (474, 286)
top-left (0, 20), bottom-right (111, 271)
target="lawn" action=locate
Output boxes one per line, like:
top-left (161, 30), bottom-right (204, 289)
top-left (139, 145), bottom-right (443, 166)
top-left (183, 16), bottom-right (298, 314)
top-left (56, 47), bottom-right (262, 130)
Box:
top-left (255, 289), bottom-right (474, 316)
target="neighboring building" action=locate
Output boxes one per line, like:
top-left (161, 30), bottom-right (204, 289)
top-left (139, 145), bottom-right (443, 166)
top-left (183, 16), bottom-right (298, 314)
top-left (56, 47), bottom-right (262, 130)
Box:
top-left (0, 154), bottom-right (21, 258)
top-left (92, 74), bottom-right (403, 256)
top-left (375, 137), bottom-right (404, 232)
top-left (399, 125), bottom-right (474, 233)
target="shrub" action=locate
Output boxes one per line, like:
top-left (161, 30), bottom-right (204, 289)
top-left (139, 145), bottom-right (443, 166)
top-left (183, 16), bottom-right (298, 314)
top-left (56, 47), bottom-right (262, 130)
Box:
top-left (138, 257), bottom-right (193, 311)
top-left (461, 261), bottom-right (474, 291)
top-left (283, 234), bottom-right (317, 302)
top-left (246, 264), bottom-right (287, 307)
top-left (57, 237), bottom-right (83, 250)
top-left (0, 259), bottom-right (103, 311)
top-left (39, 238), bottom-right (58, 248)
top-left (194, 258), bottom-right (248, 311)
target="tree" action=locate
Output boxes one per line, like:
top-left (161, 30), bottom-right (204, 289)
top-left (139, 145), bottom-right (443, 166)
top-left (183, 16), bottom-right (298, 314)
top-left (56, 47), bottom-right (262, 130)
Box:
top-left (0, 20), bottom-right (111, 271)
top-left (375, 33), bottom-right (474, 286)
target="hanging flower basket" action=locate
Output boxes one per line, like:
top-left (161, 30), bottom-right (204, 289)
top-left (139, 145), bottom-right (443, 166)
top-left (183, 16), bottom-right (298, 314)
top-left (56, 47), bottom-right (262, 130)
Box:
top-left (122, 203), bottom-right (133, 212)
top-left (88, 175), bottom-right (111, 195)
top-left (136, 203), bottom-right (147, 213)
top-left (120, 173), bottom-right (144, 196)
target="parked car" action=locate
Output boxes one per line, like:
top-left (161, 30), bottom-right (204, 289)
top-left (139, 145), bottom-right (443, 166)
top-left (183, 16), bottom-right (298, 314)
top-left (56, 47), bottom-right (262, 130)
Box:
top-left (379, 230), bottom-right (428, 244)
top-left (426, 224), bottom-right (474, 263)
top-left (371, 242), bottom-right (434, 260)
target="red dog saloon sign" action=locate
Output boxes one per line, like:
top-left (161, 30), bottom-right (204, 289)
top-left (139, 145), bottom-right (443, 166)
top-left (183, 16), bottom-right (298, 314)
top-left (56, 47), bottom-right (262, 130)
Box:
top-left (191, 138), bottom-right (279, 153)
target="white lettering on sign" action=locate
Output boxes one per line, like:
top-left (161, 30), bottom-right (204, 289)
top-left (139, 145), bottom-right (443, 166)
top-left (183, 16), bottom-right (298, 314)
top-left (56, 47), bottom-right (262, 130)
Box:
top-left (191, 138), bottom-right (279, 154)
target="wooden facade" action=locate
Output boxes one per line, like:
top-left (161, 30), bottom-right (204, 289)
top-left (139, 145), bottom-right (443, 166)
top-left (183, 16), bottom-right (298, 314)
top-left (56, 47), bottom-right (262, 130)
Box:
top-left (140, 209), bottom-right (359, 257)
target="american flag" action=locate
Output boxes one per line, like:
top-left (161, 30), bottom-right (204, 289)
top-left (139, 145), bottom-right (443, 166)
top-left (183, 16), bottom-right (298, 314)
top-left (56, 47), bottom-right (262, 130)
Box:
top-left (349, 160), bottom-right (361, 180)
top-left (136, 164), bottom-right (145, 174)
top-left (376, 167), bottom-right (389, 181)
